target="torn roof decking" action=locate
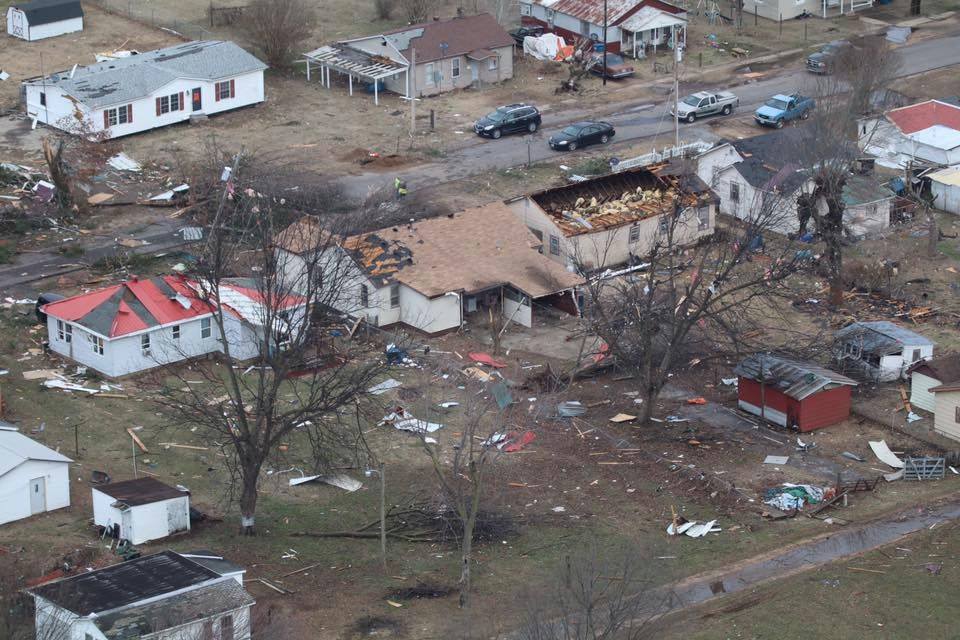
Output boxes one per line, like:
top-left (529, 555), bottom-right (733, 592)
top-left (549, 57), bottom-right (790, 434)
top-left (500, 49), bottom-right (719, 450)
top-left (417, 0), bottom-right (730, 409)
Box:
top-left (734, 354), bottom-right (858, 400)
top-left (527, 166), bottom-right (707, 237)
top-left (303, 45), bottom-right (407, 81)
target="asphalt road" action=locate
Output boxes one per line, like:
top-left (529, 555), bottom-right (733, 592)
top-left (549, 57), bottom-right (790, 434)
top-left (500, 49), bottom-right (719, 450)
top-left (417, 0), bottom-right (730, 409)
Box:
top-left (338, 31), bottom-right (960, 200)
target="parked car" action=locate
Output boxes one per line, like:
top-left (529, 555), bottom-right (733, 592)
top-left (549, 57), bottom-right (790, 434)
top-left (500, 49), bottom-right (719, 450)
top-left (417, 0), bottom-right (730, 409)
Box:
top-left (754, 93), bottom-right (815, 128)
top-left (806, 40), bottom-right (852, 74)
top-left (672, 91), bottom-right (739, 123)
top-left (587, 53), bottom-right (635, 79)
top-left (474, 104), bottom-right (542, 139)
top-left (548, 121), bottom-right (615, 151)
top-left (510, 25), bottom-right (545, 46)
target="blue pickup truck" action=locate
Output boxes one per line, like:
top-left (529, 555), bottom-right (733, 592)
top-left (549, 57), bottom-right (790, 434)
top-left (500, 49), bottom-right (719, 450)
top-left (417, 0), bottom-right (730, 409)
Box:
top-left (754, 93), bottom-right (815, 128)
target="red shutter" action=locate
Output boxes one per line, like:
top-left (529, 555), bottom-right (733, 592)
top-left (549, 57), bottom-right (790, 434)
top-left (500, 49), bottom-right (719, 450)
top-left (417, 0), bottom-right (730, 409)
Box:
top-left (127, 104), bottom-right (133, 123)
top-left (215, 83), bottom-right (220, 102)
top-left (103, 110), bottom-right (109, 128)
top-left (229, 79), bottom-right (235, 98)
top-left (156, 98), bottom-right (161, 116)
top-left (179, 92), bottom-right (184, 111)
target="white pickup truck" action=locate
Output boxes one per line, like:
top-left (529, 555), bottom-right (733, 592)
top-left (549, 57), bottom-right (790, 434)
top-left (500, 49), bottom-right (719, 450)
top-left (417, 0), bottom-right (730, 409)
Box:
top-left (672, 91), bottom-right (739, 123)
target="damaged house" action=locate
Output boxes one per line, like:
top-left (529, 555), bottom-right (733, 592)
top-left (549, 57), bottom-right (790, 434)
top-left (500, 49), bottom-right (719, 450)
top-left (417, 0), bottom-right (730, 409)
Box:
top-left (92, 477), bottom-right (191, 545)
top-left (702, 130), bottom-right (895, 237)
top-left (506, 164), bottom-right (717, 270)
top-left (28, 550), bottom-right (253, 640)
top-left (22, 40), bottom-right (266, 138)
top-left (859, 99), bottom-right (960, 168)
top-left (908, 353), bottom-right (960, 413)
top-left (41, 275), bottom-right (306, 377)
top-left (275, 203), bottom-right (584, 335)
top-left (835, 320), bottom-right (933, 382)
top-left (734, 354), bottom-right (858, 431)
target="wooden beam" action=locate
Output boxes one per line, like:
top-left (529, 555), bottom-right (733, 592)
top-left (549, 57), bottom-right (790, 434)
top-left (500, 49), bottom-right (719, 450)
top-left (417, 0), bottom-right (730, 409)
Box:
top-left (126, 428), bottom-right (148, 453)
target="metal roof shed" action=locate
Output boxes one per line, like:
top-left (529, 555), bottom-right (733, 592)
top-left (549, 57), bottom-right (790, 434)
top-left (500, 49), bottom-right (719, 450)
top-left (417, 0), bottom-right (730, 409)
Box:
top-left (303, 44), bottom-right (408, 105)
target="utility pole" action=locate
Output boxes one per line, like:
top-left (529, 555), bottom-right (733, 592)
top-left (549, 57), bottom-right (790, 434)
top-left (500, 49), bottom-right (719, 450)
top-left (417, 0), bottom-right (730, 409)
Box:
top-left (673, 24), bottom-right (680, 150)
top-left (602, 0), bottom-right (608, 87)
top-left (410, 48), bottom-right (416, 135)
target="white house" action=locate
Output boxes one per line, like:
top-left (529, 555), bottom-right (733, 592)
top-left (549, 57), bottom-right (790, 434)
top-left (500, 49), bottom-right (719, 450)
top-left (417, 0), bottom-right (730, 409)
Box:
top-left (22, 40), bottom-right (266, 139)
top-left (0, 423), bottom-right (71, 525)
top-left (859, 99), bottom-right (960, 168)
top-left (92, 477), bottom-right (190, 545)
top-left (908, 354), bottom-right (960, 413)
top-left (28, 550), bottom-right (254, 640)
top-left (507, 164), bottom-right (717, 270)
top-left (928, 382), bottom-right (960, 442)
top-left (520, 0), bottom-right (686, 56)
top-left (929, 166), bottom-right (960, 215)
top-left (835, 320), bottom-right (934, 382)
top-left (275, 203), bottom-right (584, 335)
top-left (42, 274), bottom-right (306, 377)
top-left (6, 0), bottom-right (82, 41)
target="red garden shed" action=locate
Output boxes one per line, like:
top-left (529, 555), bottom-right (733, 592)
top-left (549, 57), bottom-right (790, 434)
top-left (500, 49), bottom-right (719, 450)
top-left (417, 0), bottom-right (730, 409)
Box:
top-left (734, 354), bottom-right (858, 432)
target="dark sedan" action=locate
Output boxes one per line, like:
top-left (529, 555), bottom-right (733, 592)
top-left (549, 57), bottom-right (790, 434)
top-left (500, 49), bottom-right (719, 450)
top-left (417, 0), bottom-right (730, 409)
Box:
top-left (510, 25), bottom-right (545, 46)
top-left (548, 121), bottom-right (615, 151)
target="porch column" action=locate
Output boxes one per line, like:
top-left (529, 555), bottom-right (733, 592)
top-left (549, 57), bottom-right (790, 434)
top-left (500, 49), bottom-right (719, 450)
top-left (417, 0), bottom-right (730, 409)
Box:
top-left (374, 80), bottom-right (379, 105)
top-left (305, 59), bottom-right (311, 81)
top-left (348, 74), bottom-right (353, 96)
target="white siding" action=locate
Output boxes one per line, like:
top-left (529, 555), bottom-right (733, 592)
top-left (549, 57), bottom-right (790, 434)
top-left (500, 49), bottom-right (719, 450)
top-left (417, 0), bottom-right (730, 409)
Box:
top-left (399, 286), bottom-right (460, 334)
top-left (27, 15), bottom-right (83, 40)
top-left (910, 371), bottom-right (939, 413)
top-left (25, 70), bottom-right (265, 139)
top-left (930, 180), bottom-right (960, 215)
top-left (0, 459), bottom-right (70, 525)
top-left (92, 489), bottom-right (190, 545)
top-left (741, 0), bottom-right (819, 21)
top-left (933, 389), bottom-right (960, 442)
top-left (695, 144), bottom-right (743, 190)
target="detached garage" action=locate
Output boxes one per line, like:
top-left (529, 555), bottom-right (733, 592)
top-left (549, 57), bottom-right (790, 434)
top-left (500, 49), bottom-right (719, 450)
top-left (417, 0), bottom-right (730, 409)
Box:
top-left (735, 354), bottom-right (858, 432)
top-left (92, 477), bottom-right (190, 545)
top-left (0, 423), bottom-right (72, 525)
top-left (6, 0), bottom-right (83, 42)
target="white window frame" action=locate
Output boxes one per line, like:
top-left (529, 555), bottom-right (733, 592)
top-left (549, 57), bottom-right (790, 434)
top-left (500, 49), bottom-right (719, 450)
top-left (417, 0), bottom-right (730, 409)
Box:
top-left (549, 235), bottom-right (561, 256)
top-left (488, 56), bottom-right (499, 71)
top-left (520, 3), bottom-right (531, 16)
top-left (390, 284), bottom-right (400, 308)
top-left (141, 333), bottom-right (151, 355)
top-left (172, 324), bottom-right (180, 340)
top-left (57, 319), bottom-right (73, 343)
top-left (697, 209), bottom-right (710, 230)
top-left (425, 63), bottom-right (435, 87)
top-left (451, 57), bottom-right (461, 78)
top-left (628, 225), bottom-right (641, 244)
top-left (88, 333), bottom-right (104, 356)
top-left (201, 317), bottom-right (212, 339)
top-left (730, 182), bottom-right (740, 203)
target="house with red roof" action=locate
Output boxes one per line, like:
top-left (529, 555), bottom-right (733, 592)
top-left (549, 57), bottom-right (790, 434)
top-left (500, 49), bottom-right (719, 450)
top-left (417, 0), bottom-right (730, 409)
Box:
top-left (41, 275), bottom-right (305, 377)
top-left (859, 99), bottom-right (960, 168)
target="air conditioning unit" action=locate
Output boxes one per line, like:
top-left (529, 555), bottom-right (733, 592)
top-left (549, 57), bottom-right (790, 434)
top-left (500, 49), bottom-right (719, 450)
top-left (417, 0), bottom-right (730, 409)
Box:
top-left (366, 314), bottom-right (379, 326)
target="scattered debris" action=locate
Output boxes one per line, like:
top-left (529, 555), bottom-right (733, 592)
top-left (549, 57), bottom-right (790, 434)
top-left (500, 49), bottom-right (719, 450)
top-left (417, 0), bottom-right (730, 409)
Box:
top-left (906, 411), bottom-right (922, 423)
top-left (107, 153), bottom-right (142, 172)
top-left (686, 397), bottom-right (707, 405)
top-left (609, 413), bottom-right (636, 423)
top-left (368, 379), bottom-right (402, 395)
top-left (842, 451), bottom-right (866, 462)
top-left (22, 369), bottom-right (63, 381)
top-left (289, 474), bottom-right (363, 491)
top-left (667, 518), bottom-right (721, 537)
top-left (763, 455), bottom-right (789, 465)
top-left (869, 440), bottom-right (904, 469)
top-left (763, 484), bottom-right (829, 511)
top-left (468, 352), bottom-right (507, 368)
top-left (903, 456), bottom-right (945, 480)
top-left (557, 401), bottom-right (586, 417)
top-left (42, 380), bottom-right (99, 394)
top-left (380, 408), bottom-right (443, 433)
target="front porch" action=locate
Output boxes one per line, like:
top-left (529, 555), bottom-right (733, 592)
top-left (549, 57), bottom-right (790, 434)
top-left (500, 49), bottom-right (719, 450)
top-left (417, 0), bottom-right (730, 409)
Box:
top-left (620, 7), bottom-right (687, 59)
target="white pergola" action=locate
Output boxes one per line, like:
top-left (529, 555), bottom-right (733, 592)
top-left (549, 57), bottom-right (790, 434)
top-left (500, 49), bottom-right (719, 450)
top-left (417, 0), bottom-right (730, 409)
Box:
top-left (303, 45), bottom-right (408, 105)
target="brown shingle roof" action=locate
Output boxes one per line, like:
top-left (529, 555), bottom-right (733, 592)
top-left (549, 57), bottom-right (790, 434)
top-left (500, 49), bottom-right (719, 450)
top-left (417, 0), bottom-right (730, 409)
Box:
top-left (94, 477), bottom-right (187, 506)
top-left (910, 354), bottom-right (960, 385)
top-left (383, 13), bottom-right (514, 64)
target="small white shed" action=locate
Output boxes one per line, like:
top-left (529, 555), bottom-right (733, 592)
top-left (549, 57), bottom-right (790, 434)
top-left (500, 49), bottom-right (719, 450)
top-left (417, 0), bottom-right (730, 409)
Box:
top-left (6, 0), bottom-right (83, 41)
top-left (929, 166), bottom-right (960, 215)
top-left (908, 354), bottom-right (960, 413)
top-left (92, 477), bottom-right (190, 545)
top-left (0, 424), bottom-right (72, 525)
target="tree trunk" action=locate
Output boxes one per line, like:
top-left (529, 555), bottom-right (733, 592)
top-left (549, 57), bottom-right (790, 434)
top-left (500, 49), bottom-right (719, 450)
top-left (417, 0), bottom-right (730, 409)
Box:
top-left (459, 518), bottom-right (474, 608)
top-left (927, 207), bottom-right (939, 257)
top-left (239, 472), bottom-right (259, 535)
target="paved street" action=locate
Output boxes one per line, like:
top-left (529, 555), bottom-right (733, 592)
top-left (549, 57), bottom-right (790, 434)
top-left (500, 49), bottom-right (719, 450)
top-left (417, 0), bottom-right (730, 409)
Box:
top-left (338, 31), bottom-right (960, 200)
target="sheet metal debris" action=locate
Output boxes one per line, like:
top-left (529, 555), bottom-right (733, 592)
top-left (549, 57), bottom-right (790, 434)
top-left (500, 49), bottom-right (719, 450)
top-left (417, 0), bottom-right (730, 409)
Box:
top-left (763, 455), bottom-right (790, 465)
top-left (289, 474), bottom-right (363, 491)
top-left (842, 451), bottom-right (865, 462)
top-left (380, 407), bottom-right (443, 433)
top-left (367, 378), bottom-right (402, 395)
top-left (869, 440), bottom-right (904, 468)
top-left (557, 401), bottom-right (586, 417)
top-left (107, 153), bottom-right (142, 171)
top-left (667, 518), bottom-right (721, 537)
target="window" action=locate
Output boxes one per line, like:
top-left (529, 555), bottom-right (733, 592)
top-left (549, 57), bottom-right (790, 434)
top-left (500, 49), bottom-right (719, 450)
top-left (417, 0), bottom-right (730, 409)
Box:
top-left (956, 406), bottom-right (960, 423)
top-left (425, 63), bottom-right (435, 87)
top-left (451, 57), bottom-right (461, 78)
top-left (40, 92), bottom-right (46, 106)
top-left (628, 225), bottom-right (641, 244)
top-left (390, 284), bottom-right (400, 308)
top-left (89, 334), bottom-right (104, 356)
top-left (520, 2), bottom-right (531, 15)
top-left (529, 227), bottom-right (543, 242)
top-left (659, 215), bottom-right (670, 235)
top-left (488, 56), bottom-right (499, 71)
top-left (157, 92), bottom-right (183, 115)
top-left (729, 182), bottom-right (740, 203)
top-left (221, 614), bottom-right (234, 640)
top-left (580, 19), bottom-right (591, 37)
top-left (56, 320), bottom-right (73, 343)
top-left (216, 80), bottom-right (234, 101)
top-left (911, 348), bottom-right (921, 362)
top-left (201, 317), bottom-right (211, 339)
top-left (103, 104), bottom-right (132, 127)
top-left (549, 234), bottom-right (561, 256)
top-left (141, 333), bottom-right (151, 355)
top-left (360, 285), bottom-right (369, 307)
top-left (697, 209), bottom-right (710, 231)
top-left (172, 324), bottom-right (180, 340)
top-left (546, 8), bottom-right (555, 24)
top-left (202, 620), bottom-right (214, 640)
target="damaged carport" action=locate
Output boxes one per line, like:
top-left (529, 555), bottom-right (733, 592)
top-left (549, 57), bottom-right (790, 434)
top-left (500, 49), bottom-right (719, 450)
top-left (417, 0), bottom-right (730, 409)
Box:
top-left (302, 44), bottom-right (408, 106)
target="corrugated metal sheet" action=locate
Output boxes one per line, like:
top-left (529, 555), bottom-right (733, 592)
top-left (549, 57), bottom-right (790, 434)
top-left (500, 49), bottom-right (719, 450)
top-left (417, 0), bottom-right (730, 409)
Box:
top-left (929, 166), bottom-right (960, 187)
top-left (530, 0), bottom-right (642, 25)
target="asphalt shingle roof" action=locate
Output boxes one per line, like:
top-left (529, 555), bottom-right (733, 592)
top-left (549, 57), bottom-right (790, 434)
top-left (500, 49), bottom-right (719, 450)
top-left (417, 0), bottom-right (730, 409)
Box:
top-left (34, 40), bottom-right (266, 109)
top-left (841, 174), bottom-right (895, 207)
top-left (13, 0), bottom-right (82, 25)
top-left (381, 13), bottom-right (514, 64)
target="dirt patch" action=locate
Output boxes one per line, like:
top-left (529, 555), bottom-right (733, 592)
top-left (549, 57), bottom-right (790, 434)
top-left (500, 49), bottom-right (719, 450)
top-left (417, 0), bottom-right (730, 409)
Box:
top-left (346, 615), bottom-right (405, 638)
top-left (387, 581), bottom-right (455, 601)
top-left (338, 148), bottom-right (413, 170)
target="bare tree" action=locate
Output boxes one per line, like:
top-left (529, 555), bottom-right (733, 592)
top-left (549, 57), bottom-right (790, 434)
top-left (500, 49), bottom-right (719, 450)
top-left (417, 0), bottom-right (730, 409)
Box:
top-left (517, 544), bottom-right (676, 640)
top-left (398, 0), bottom-right (438, 23)
top-left (42, 115), bottom-right (116, 213)
top-left (580, 169), bottom-right (804, 424)
top-left (795, 38), bottom-right (900, 305)
top-left (243, 0), bottom-right (317, 68)
top-left (153, 154), bottom-right (389, 535)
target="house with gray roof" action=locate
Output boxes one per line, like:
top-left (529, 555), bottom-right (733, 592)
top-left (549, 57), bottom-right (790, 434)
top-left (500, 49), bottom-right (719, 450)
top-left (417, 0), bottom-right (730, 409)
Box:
top-left (28, 550), bottom-right (254, 640)
top-left (834, 320), bottom-right (934, 382)
top-left (22, 40), bottom-right (266, 139)
top-left (0, 423), bottom-right (72, 525)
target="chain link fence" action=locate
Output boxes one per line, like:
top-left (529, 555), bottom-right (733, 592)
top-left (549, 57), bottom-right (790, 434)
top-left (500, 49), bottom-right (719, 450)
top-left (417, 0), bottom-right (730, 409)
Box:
top-left (87, 0), bottom-right (212, 41)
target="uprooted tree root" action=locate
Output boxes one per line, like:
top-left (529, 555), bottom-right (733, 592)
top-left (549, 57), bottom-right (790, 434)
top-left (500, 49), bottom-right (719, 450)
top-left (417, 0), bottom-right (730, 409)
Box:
top-left (388, 581), bottom-right (455, 601)
top-left (292, 500), bottom-right (517, 544)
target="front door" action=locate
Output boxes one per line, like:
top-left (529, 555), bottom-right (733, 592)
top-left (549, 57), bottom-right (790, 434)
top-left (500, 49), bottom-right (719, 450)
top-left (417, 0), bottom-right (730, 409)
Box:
top-left (121, 509), bottom-right (133, 542)
top-left (192, 87), bottom-right (202, 111)
top-left (471, 62), bottom-right (479, 83)
top-left (29, 477), bottom-right (45, 514)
